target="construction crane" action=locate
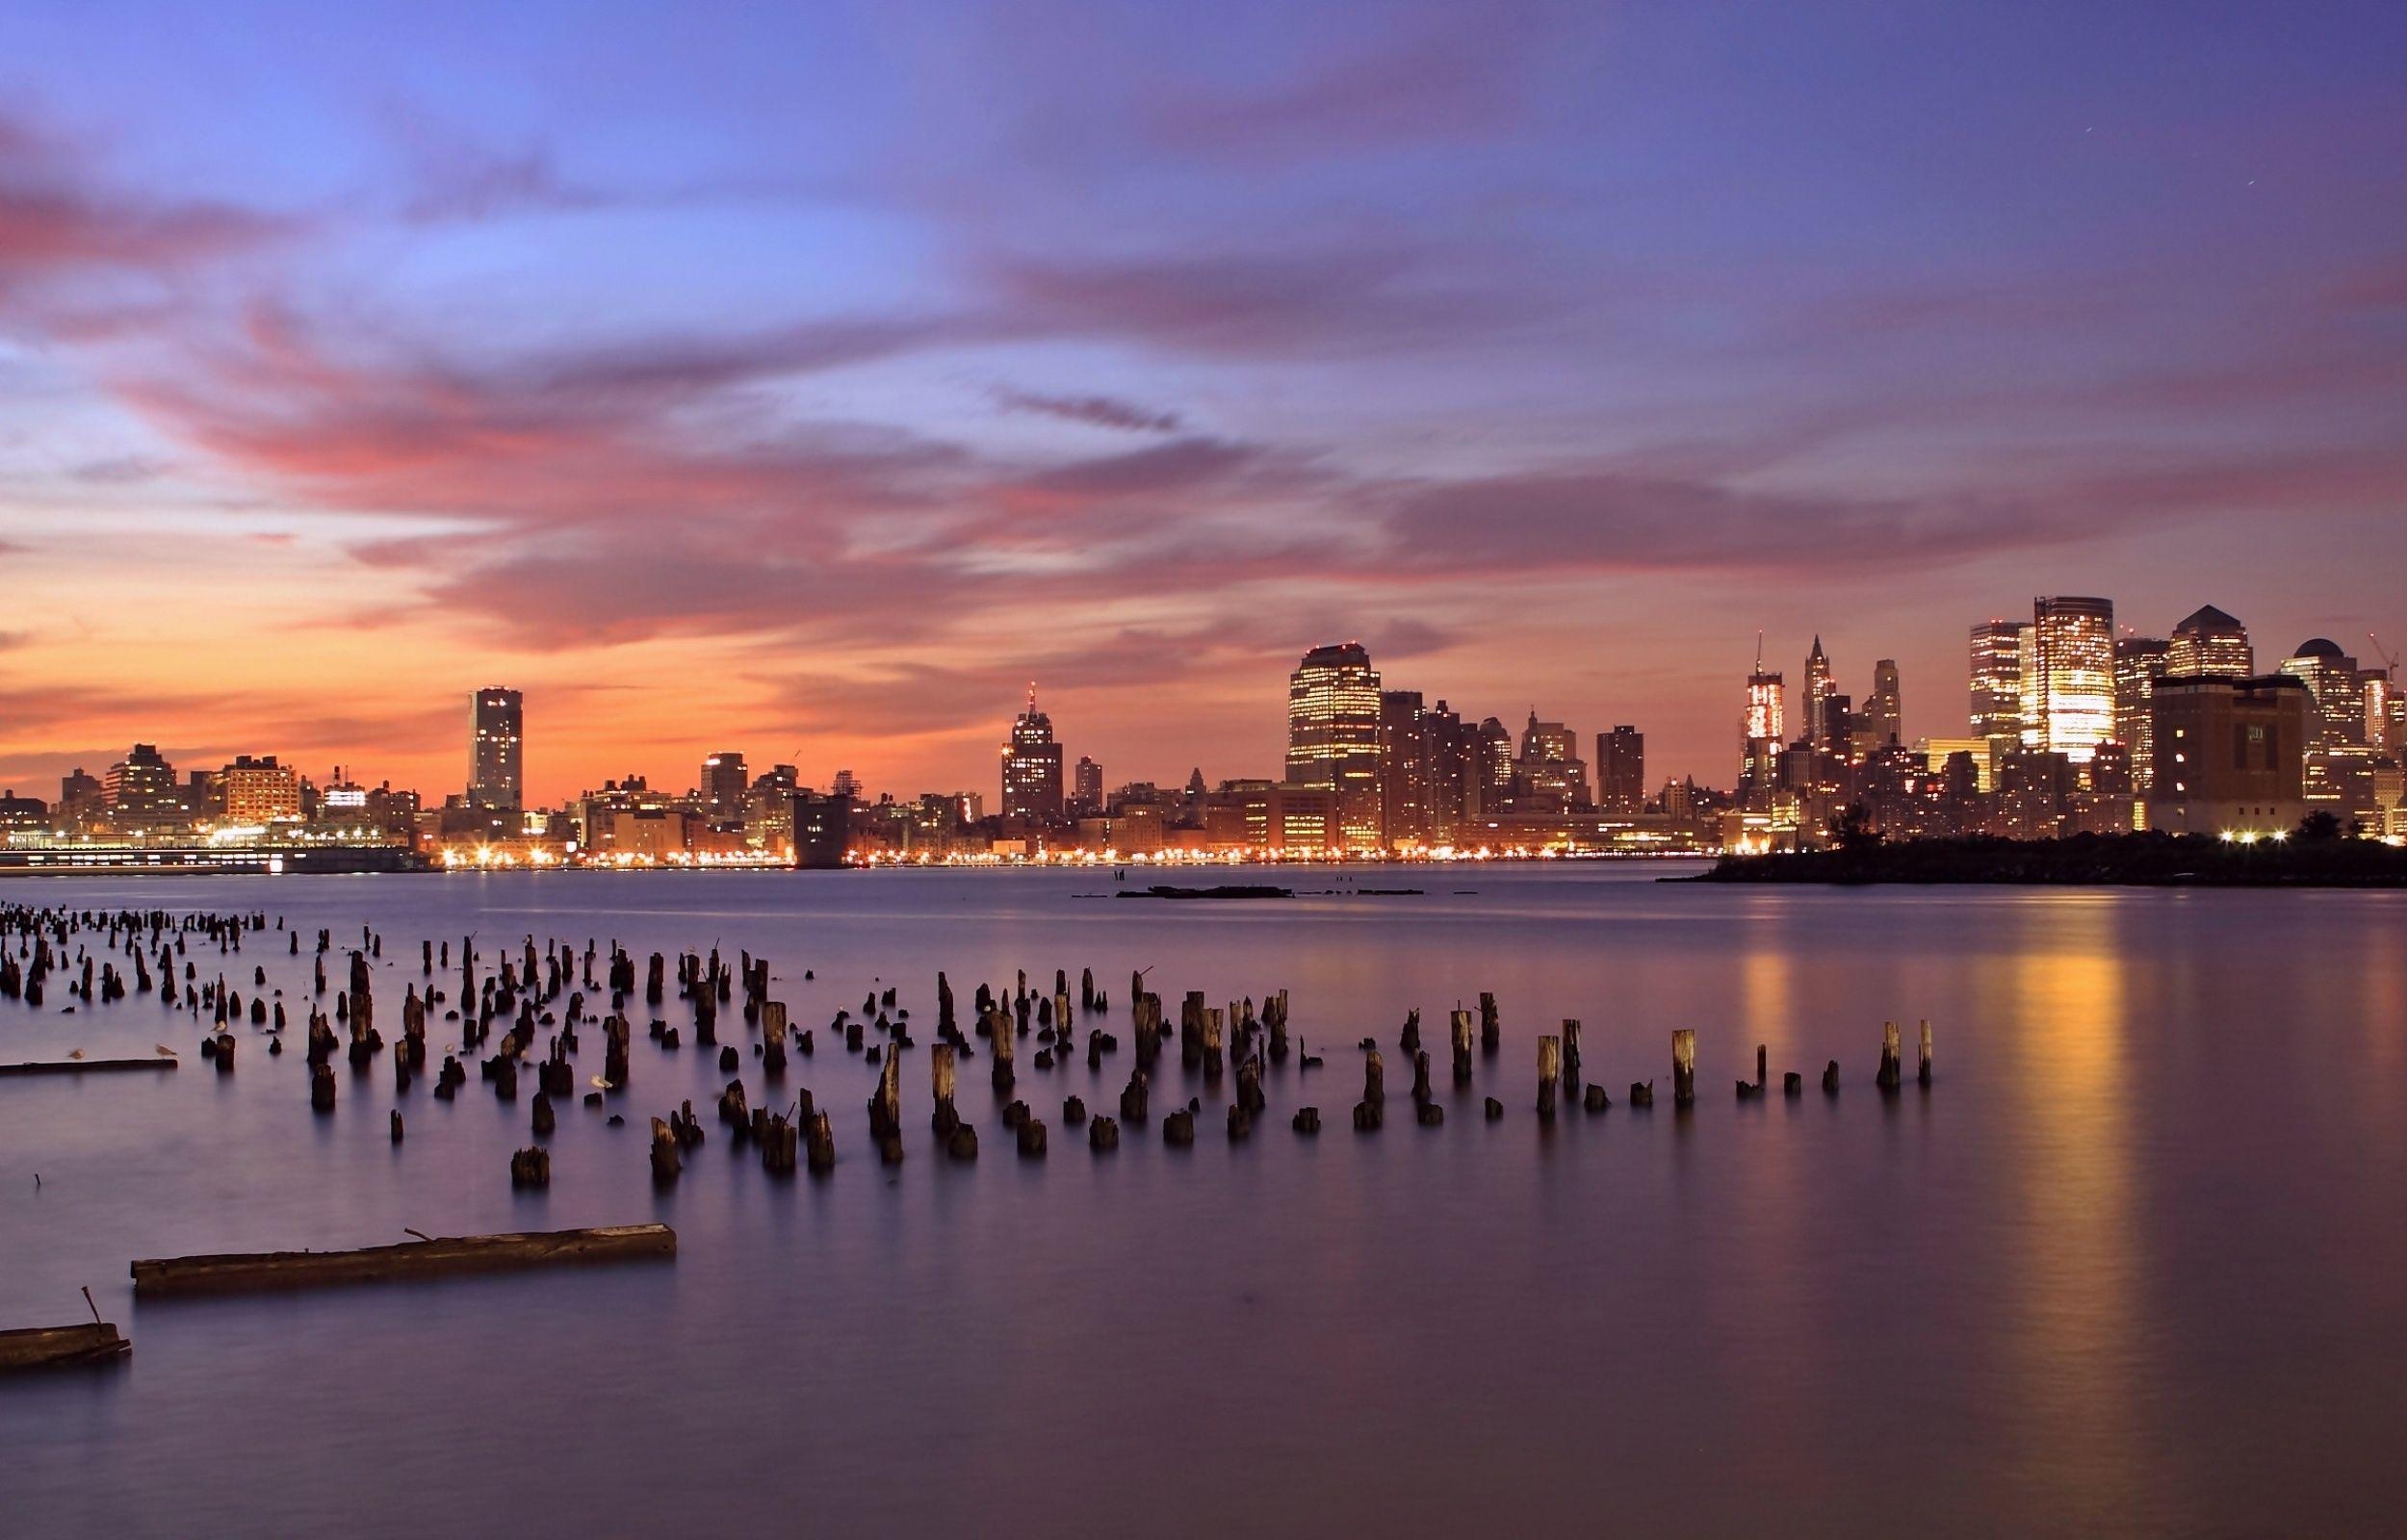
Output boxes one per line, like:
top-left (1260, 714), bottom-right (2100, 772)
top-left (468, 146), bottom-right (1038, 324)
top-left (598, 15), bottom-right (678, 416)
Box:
top-left (2369, 633), bottom-right (2399, 681)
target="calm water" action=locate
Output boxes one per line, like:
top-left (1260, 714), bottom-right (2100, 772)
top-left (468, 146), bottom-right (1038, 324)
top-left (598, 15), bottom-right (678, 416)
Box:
top-left (4, 865), bottom-right (2405, 1537)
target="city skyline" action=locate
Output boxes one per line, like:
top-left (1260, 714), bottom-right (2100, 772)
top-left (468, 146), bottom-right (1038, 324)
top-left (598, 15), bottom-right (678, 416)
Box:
top-left (4, 6), bottom-right (2406, 806)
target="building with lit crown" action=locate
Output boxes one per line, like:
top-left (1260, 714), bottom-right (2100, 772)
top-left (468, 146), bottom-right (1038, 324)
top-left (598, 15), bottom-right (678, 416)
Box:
top-left (1000, 686), bottom-right (1064, 821)
top-left (1284, 643), bottom-right (1383, 850)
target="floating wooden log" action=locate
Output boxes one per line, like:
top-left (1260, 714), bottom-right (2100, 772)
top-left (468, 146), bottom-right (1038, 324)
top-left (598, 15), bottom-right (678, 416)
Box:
top-left (0, 1322), bottom-right (129, 1374)
top-left (129, 1224), bottom-right (675, 1297)
top-left (0, 1058), bottom-right (177, 1077)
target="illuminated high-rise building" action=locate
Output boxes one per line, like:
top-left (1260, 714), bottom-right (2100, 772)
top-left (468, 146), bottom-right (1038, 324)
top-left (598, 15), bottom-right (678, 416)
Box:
top-left (701, 751), bottom-right (748, 821)
top-left (1420, 699), bottom-right (1475, 842)
top-left (2165, 604), bottom-right (2251, 678)
top-left (1969, 621), bottom-right (2027, 770)
top-left (2279, 639), bottom-right (2366, 748)
top-left (104, 743), bottom-right (179, 829)
top-left (1740, 634), bottom-right (1785, 807)
top-left (1000, 685), bottom-right (1064, 821)
top-left (1596, 726), bottom-right (1644, 814)
top-left (219, 755), bottom-right (301, 824)
top-left (469, 687), bottom-right (524, 809)
top-left (1378, 690), bottom-right (1430, 847)
top-left (2019, 597), bottom-right (2115, 764)
top-left (1802, 637), bottom-right (1835, 747)
top-left (1514, 710), bottom-right (1590, 809)
top-left (1285, 643), bottom-right (1383, 850)
top-left (2113, 635), bottom-right (2170, 791)
top-left (1072, 756), bottom-right (1104, 816)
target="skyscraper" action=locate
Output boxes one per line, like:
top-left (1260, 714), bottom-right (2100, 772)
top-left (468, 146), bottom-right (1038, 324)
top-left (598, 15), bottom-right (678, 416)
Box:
top-left (1000, 685), bottom-right (1064, 821)
top-left (1862, 658), bottom-right (1902, 753)
top-left (1969, 621), bottom-right (2027, 771)
top-left (2165, 604), bottom-right (2251, 677)
top-left (1740, 635), bottom-right (1784, 808)
top-left (1514, 709), bottom-right (1590, 809)
top-left (1378, 689), bottom-right (1430, 847)
top-left (1596, 726), bottom-right (1644, 814)
top-left (2113, 635), bottom-right (2170, 790)
top-left (1285, 643), bottom-right (1383, 850)
top-left (2279, 639), bottom-right (2366, 747)
top-left (701, 751), bottom-right (749, 821)
top-left (1420, 699), bottom-right (1473, 843)
top-left (2020, 597), bottom-right (2115, 764)
top-left (1072, 756), bottom-right (1104, 816)
top-left (469, 687), bottom-right (524, 809)
top-left (1802, 637), bottom-right (1835, 748)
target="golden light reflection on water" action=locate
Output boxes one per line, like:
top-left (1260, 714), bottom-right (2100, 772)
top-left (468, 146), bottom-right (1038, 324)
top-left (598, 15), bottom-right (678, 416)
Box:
top-left (1999, 900), bottom-right (2154, 1519)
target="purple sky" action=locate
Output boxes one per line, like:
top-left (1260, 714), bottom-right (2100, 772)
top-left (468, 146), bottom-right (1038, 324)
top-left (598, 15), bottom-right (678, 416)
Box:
top-left (2, 1), bottom-right (2403, 803)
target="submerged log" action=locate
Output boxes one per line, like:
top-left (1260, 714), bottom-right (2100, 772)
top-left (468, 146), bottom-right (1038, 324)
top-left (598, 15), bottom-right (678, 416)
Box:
top-left (129, 1224), bottom-right (676, 1296)
top-left (0, 1322), bottom-right (130, 1373)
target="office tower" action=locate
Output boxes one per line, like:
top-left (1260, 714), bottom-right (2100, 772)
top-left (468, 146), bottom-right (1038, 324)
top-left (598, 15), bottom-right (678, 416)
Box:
top-left (2365, 668), bottom-right (2399, 757)
top-left (2019, 597), bottom-right (2115, 764)
top-left (1864, 659), bottom-right (1902, 750)
top-left (2164, 604), bottom-right (2252, 678)
top-left (1596, 726), bottom-right (1644, 814)
top-left (1473, 717), bottom-right (1515, 814)
top-left (1740, 635), bottom-right (1785, 808)
top-left (2148, 674), bottom-right (2310, 835)
top-left (831, 768), bottom-right (863, 800)
top-left (1420, 699), bottom-right (1473, 842)
top-left (701, 751), bottom-right (748, 821)
top-left (1286, 643), bottom-right (1384, 849)
top-left (1515, 710), bottom-right (1590, 809)
top-left (2279, 639), bottom-right (2366, 747)
top-left (2113, 635), bottom-right (2171, 791)
top-left (1802, 637), bottom-right (1835, 748)
top-left (792, 789), bottom-right (851, 869)
top-left (218, 756), bottom-right (301, 824)
top-left (1378, 690), bottom-right (1430, 847)
top-left (469, 687), bottom-right (524, 809)
top-left (1000, 685), bottom-right (1065, 821)
top-left (1969, 621), bottom-right (2028, 771)
top-left (105, 743), bottom-right (179, 828)
top-left (1073, 756), bottom-right (1104, 816)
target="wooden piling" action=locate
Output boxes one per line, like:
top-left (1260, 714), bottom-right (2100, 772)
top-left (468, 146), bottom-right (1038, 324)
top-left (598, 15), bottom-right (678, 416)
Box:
top-left (1918, 1019), bottom-right (1932, 1087)
top-left (1877, 1020), bottom-right (1902, 1092)
top-left (1537, 1035), bottom-right (1561, 1119)
top-left (1672, 1029), bottom-right (1695, 1108)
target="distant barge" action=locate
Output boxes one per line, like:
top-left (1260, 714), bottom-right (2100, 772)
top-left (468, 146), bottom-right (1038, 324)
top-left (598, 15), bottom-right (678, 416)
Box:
top-left (1115, 884), bottom-right (1294, 901)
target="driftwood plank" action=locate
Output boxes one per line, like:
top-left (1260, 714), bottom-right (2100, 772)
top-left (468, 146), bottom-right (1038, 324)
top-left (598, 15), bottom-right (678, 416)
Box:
top-left (130, 1224), bottom-right (675, 1297)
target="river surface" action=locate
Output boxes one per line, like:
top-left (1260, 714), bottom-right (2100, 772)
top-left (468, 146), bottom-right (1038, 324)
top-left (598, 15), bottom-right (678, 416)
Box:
top-left (3, 864), bottom-right (2404, 1537)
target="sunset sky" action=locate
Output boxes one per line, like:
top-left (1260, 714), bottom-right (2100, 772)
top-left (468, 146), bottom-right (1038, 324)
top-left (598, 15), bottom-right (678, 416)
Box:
top-left (3, 2), bottom-right (2403, 806)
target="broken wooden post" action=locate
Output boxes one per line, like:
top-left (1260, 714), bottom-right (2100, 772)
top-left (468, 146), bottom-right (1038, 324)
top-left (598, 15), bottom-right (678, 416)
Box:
top-left (930, 1042), bottom-right (959, 1137)
top-left (1562, 1018), bottom-right (1581, 1099)
top-left (1537, 1035), bottom-right (1561, 1120)
top-left (649, 1117), bottom-right (682, 1183)
top-left (1918, 1019), bottom-right (1932, 1087)
top-left (1672, 1029), bottom-right (1695, 1108)
top-left (1120, 1068), bottom-right (1149, 1124)
top-left (1877, 1020), bottom-right (1902, 1092)
top-left (806, 1112), bottom-right (836, 1173)
top-left (509, 1147), bottom-right (551, 1188)
top-left (1479, 991), bottom-right (1499, 1056)
top-left (988, 1006), bottom-right (1015, 1095)
top-left (1450, 1009), bottom-right (1474, 1086)
top-left (310, 1063), bottom-right (336, 1114)
top-left (1088, 1115), bottom-right (1119, 1151)
top-left (1822, 1060), bottom-right (1841, 1094)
